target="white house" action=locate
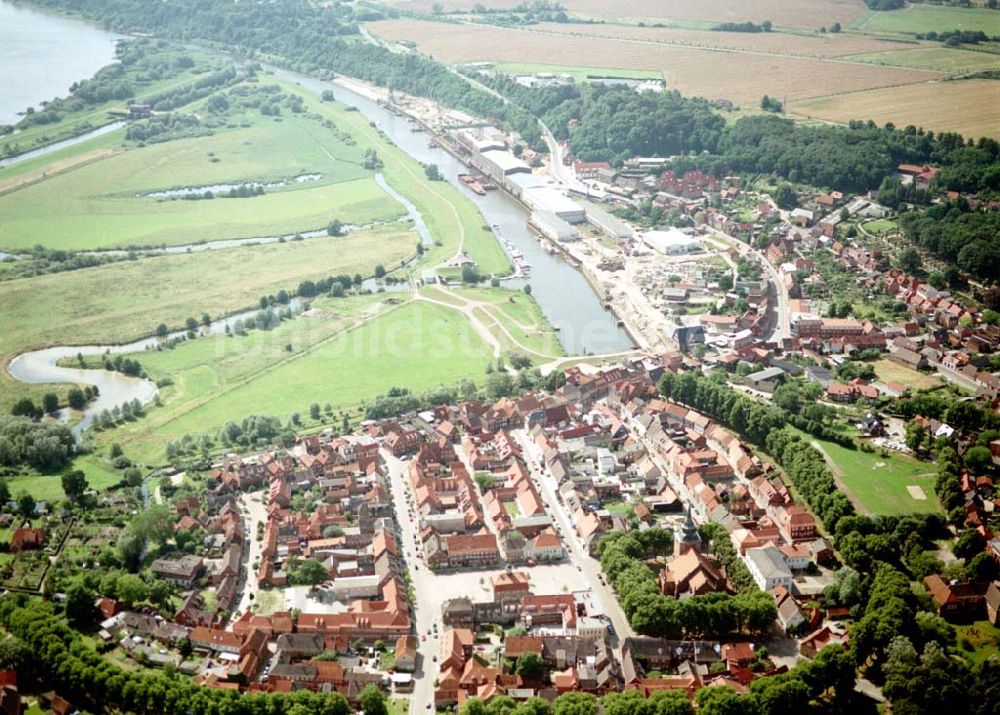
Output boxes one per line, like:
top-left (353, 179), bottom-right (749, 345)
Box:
top-left (745, 545), bottom-right (793, 591)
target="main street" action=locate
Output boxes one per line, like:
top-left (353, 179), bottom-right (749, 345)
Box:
top-left (511, 430), bottom-right (634, 654)
top-left (382, 450), bottom-right (439, 714)
top-left (233, 490), bottom-right (267, 619)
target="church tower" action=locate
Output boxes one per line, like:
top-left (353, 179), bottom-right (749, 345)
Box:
top-left (675, 502), bottom-right (702, 556)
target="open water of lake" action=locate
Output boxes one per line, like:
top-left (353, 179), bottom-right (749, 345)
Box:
top-left (0, 1), bottom-right (121, 126)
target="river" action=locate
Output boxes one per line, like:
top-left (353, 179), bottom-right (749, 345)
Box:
top-left (0, 1), bottom-right (121, 127)
top-left (270, 66), bottom-right (632, 356)
top-left (3, 9), bottom-right (632, 437)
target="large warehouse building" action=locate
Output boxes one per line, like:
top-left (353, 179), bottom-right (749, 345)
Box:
top-left (642, 229), bottom-right (703, 255)
top-left (522, 186), bottom-right (586, 224)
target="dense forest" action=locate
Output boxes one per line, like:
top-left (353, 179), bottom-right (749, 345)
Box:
top-left (474, 70), bottom-right (1000, 195)
top-left (899, 200), bottom-right (1000, 283)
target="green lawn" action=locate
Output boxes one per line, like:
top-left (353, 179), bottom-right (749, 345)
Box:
top-left (0, 225), bottom-right (416, 413)
top-left (953, 620), bottom-right (1000, 666)
top-left (872, 358), bottom-right (942, 391)
top-left (844, 46), bottom-right (1000, 74)
top-left (0, 112), bottom-right (397, 251)
top-left (862, 218), bottom-right (898, 234)
top-left (103, 299), bottom-right (493, 461)
top-left (790, 427), bottom-right (941, 516)
top-left (388, 698), bottom-right (410, 715)
top-left (5, 453), bottom-right (122, 502)
top-left (603, 499), bottom-right (635, 517)
top-left (459, 286), bottom-right (565, 358)
top-left (856, 5), bottom-right (1000, 35)
top-left (492, 63), bottom-right (663, 82)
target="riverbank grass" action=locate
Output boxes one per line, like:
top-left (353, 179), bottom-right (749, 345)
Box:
top-left (295, 78), bottom-right (513, 278)
top-left (0, 111), bottom-right (399, 251)
top-left (0, 225), bottom-right (417, 413)
top-left (99, 299), bottom-right (493, 462)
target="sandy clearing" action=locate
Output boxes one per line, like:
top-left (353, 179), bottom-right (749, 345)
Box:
top-left (907, 485), bottom-right (927, 500)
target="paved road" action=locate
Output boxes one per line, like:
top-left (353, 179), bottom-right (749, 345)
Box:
top-left (233, 490), bottom-right (267, 619)
top-left (704, 226), bottom-right (790, 343)
top-left (383, 450), bottom-right (440, 715)
top-left (512, 430), bottom-right (634, 654)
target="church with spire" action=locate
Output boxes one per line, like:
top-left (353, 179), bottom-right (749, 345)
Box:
top-left (675, 503), bottom-right (702, 556)
top-left (659, 502), bottom-right (727, 598)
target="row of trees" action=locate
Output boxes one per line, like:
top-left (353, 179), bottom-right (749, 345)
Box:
top-left (657, 372), bottom-right (856, 531)
top-left (0, 596), bottom-right (353, 715)
top-left (459, 639), bottom-right (856, 714)
top-left (596, 531), bottom-right (777, 639)
top-left (898, 200), bottom-right (1000, 284)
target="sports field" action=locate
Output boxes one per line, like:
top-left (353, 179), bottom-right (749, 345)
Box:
top-left (0, 225), bottom-right (416, 412)
top-left (853, 5), bottom-right (1000, 35)
top-left (367, 19), bottom-right (943, 105)
top-left (791, 79), bottom-right (1000, 140)
top-left (792, 428), bottom-right (941, 516)
top-left (110, 299), bottom-right (494, 461)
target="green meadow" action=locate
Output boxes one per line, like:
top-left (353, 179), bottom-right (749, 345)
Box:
top-left (0, 113), bottom-right (399, 251)
top-left (845, 46), bottom-right (1000, 74)
top-left (0, 225), bottom-right (416, 412)
top-left (790, 427), bottom-right (941, 516)
top-left (107, 299), bottom-right (493, 461)
top-left (855, 5), bottom-right (1000, 35)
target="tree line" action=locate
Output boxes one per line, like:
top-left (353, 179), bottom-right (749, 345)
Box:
top-left (898, 199), bottom-right (1000, 284)
top-left (23, 0), bottom-right (543, 148)
top-left (0, 596), bottom-right (353, 715)
top-left (596, 530), bottom-right (777, 639)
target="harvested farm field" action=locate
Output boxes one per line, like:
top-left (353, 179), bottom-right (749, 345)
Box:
top-left (383, 0), bottom-right (868, 30)
top-left (368, 20), bottom-right (943, 105)
top-left (531, 22), bottom-right (918, 58)
top-left (791, 79), bottom-right (1000, 141)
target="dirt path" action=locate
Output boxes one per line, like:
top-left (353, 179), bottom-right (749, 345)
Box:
top-left (0, 148), bottom-right (118, 196)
